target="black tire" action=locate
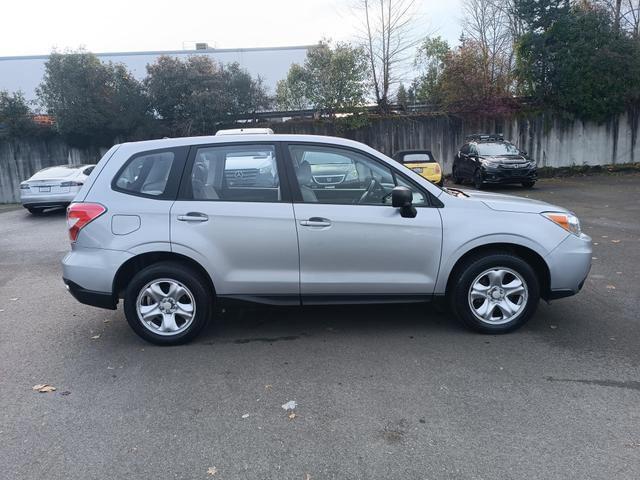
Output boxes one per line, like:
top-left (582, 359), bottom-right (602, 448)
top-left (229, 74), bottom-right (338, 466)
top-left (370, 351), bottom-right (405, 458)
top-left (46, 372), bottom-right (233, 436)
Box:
top-left (452, 167), bottom-right (463, 185)
top-left (123, 262), bottom-right (212, 345)
top-left (473, 169), bottom-right (484, 189)
top-left (522, 181), bottom-right (535, 188)
top-left (448, 252), bottom-right (540, 334)
top-left (27, 207), bottom-right (44, 215)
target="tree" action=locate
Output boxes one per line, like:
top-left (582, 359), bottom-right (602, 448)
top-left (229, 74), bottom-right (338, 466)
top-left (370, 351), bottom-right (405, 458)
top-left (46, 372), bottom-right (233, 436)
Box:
top-left (275, 41), bottom-right (369, 113)
top-left (462, 0), bottom-right (513, 95)
top-left (357, 0), bottom-right (418, 111)
top-left (411, 36), bottom-right (450, 103)
top-left (516, 2), bottom-right (640, 121)
top-left (438, 41), bottom-right (494, 106)
top-left (37, 51), bottom-right (149, 145)
top-left (0, 90), bottom-right (34, 136)
top-left (145, 56), bottom-right (269, 136)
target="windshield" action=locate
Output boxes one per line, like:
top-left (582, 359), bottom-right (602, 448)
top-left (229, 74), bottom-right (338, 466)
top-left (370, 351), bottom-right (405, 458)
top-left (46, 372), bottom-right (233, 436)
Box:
top-left (477, 142), bottom-right (521, 156)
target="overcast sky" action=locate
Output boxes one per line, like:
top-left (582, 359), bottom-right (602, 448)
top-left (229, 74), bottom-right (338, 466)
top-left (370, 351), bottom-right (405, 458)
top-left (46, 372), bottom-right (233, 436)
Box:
top-left (0, 0), bottom-right (463, 56)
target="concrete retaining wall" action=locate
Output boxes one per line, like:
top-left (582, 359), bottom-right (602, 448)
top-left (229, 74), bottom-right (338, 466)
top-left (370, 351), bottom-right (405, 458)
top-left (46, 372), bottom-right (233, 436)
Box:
top-left (1, 108), bottom-right (638, 203)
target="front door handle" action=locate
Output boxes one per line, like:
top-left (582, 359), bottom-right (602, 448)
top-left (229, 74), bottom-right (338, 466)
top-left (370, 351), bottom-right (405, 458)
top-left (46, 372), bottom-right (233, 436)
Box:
top-left (300, 217), bottom-right (332, 227)
top-left (177, 212), bottom-right (209, 222)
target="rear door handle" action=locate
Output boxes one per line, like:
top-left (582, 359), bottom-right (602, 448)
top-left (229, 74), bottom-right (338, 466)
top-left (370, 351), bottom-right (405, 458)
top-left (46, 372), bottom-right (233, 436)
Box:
top-left (177, 212), bottom-right (209, 222)
top-left (299, 217), bottom-right (332, 227)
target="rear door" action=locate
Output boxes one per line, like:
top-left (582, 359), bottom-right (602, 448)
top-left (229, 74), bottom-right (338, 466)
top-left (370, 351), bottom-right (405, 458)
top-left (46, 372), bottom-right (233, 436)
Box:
top-left (170, 142), bottom-right (300, 301)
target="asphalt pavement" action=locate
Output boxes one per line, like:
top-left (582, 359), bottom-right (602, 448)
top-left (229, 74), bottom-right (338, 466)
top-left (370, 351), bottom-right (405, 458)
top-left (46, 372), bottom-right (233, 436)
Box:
top-left (1, 174), bottom-right (639, 479)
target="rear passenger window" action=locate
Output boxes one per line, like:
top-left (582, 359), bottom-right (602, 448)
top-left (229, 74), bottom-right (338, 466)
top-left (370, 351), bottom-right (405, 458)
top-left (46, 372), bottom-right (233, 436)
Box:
top-left (114, 152), bottom-right (174, 196)
top-left (188, 145), bottom-right (280, 202)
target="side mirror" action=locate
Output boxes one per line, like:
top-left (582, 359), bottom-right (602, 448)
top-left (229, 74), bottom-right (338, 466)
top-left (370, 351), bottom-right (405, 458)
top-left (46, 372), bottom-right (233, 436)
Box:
top-left (391, 186), bottom-right (417, 218)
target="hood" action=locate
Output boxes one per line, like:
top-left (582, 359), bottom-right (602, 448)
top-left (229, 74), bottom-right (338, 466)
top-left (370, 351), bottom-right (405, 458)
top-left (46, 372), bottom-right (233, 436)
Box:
top-left (459, 189), bottom-right (568, 214)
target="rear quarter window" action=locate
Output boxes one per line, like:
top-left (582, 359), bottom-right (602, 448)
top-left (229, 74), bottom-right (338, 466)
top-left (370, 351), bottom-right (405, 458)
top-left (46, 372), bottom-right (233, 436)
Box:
top-left (112, 147), bottom-right (188, 199)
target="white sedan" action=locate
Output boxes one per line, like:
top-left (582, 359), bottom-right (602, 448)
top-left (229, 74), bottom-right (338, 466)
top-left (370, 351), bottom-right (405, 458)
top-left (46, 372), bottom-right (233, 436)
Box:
top-left (20, 164), bottom-right (95, 214)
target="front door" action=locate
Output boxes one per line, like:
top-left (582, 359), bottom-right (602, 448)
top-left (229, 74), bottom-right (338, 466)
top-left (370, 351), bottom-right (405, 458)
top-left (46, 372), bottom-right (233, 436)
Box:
top-left (170, 143), bottom-right (300, 301)
top-left (284, 143), bottom-right (443, 301)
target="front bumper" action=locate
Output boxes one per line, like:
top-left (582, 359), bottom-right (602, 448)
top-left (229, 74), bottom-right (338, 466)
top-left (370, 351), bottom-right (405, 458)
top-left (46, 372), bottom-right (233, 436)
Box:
top-left (545, 232), bottom-right (592, 299)
top-left (482, 166), bottom-right (537, 184)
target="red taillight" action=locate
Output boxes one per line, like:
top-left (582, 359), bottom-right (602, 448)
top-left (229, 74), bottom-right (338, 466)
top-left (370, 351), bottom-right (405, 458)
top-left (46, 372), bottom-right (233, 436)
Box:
top-left (67, 203), bottom-right (106, 242)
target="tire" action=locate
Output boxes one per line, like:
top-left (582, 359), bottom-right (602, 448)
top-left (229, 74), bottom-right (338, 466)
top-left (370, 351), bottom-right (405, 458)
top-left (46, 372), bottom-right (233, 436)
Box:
top-left (473, 169), bottom-right (484, 189)
top-left (449, 252), bottom-right (540, 334)
top-left (27, 207), bottom-right (44, 215)
top-left (452, 167), bottom-right (463, 185)
top-left (123, 262), bottom-right (212, 345)
top-left (522, 181), bottom-right (535, 188)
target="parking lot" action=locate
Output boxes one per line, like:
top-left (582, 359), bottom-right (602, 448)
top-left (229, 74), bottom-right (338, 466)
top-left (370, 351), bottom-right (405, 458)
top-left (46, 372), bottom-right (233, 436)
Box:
top-left (1, 174), bottom-right (639, 479)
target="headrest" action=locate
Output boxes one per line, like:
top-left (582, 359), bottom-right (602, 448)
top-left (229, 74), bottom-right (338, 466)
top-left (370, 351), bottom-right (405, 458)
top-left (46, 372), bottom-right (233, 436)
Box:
top-left (192, 162), bottom-right (207, 183)
top-left (296, 161), bottom-right (312, 185)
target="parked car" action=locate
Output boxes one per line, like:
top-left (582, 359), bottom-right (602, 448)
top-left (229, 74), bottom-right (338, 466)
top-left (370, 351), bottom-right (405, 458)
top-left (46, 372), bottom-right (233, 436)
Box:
top-left (392, 150), bottom-right (443, 186)
top-left (62, 132), bottom-right (591, 345)
top-left (452, 134), bottom-right (537, 189)
top-left (20, 164), bottom-right (96, 214)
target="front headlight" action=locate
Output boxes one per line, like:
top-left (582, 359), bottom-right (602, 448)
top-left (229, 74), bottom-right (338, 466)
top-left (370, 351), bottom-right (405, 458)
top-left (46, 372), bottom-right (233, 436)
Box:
top-left (542, 212), bottom-right (581, 236)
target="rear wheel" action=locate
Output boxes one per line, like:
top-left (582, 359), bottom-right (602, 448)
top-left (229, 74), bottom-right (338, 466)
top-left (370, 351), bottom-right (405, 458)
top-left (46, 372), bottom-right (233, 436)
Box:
top-left (449, 253), bottom-right (540, 333)
top-left (522, 180), bottom-right (536, 188)
top-left (123, 262), bottom-right (212, 345)
top-left (473, 169), bottom-right (484, 189)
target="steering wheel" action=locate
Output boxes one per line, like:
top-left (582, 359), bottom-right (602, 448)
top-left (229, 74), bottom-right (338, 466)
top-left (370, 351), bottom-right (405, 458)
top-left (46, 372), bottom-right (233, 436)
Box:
top-left (357, 177), bottom-right (379, 204)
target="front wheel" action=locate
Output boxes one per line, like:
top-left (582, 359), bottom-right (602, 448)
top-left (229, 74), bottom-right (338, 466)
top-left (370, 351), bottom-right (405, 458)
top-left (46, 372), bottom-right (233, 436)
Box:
top-left (449, 253), bottom-right (540, 333)
top-left (473, 169), bottom-right (484, 189)
top-left (123, 262), bottom-right (212, 345)
top-left (452, 167), bottom-right (463, 185)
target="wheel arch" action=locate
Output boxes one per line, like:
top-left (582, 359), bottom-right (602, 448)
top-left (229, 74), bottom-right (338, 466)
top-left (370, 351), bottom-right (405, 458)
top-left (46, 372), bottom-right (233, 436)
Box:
top-left (113, 251), bottom-right (215, 299)
top-left (444, 243), bottom-right (551, 300)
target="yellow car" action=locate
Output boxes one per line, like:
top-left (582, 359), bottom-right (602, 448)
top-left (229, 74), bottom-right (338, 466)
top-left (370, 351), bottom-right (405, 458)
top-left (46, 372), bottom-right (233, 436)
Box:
top-left (392, 150), bottom-right (443, 186)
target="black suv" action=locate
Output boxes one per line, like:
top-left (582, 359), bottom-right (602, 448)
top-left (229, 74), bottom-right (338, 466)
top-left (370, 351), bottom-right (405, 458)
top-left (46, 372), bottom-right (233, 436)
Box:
top-left (452, 134), bottom-right (537, 189)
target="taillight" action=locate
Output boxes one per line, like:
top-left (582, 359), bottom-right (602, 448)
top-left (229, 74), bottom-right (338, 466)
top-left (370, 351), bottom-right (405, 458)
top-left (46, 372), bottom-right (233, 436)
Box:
top-left (67, 203), bottom-right (106, 242)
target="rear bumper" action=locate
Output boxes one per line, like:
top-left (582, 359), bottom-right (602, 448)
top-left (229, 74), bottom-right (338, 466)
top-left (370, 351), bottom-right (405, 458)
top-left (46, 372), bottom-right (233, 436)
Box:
top-left (21, 191), bottom-right (77, 208)
top-left (63, 279), bottom-right (117, 310)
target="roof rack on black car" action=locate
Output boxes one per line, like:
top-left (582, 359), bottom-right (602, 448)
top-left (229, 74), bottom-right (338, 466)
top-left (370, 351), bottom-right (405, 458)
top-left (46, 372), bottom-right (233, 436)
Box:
top-left (465, 133), bottom-right (504, 142)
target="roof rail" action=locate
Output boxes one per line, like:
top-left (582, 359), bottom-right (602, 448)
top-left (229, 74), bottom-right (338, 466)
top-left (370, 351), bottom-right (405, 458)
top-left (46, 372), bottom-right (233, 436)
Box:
top-left (465, 133), bottom-right (504, 142)
top-left (215, 128), bottom-right (274, 136)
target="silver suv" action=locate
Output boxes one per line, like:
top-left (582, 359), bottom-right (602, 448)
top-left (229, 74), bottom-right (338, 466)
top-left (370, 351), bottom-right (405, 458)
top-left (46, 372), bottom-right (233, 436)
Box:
top-left (62, 133), bottom-right (592, 345)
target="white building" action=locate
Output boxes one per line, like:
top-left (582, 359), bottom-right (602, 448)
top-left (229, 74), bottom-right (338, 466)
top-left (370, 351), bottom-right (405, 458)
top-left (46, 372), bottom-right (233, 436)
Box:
top-left (0, 45), bottom-right (312, 101)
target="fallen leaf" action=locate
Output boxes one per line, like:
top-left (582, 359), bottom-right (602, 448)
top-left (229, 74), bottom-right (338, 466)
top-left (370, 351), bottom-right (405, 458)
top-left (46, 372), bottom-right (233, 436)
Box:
top-left (107, 366), bottom-right (115, 370)
top-left (592, 257), bottom-right (598, 260)
top-left (606, 285), bottom-right (616, 290)
top-left (241, 413), bottom-right (249, 419)
top-left (288, 412), bottom-right (297, 420)
top-left (611, 239), bottom-right (621, 243)
top-left (264, 384), bottom-right (272, 390)
top-left (60, 391), bottom-right (71, 396)
top-left (91, 335), bottom-right (100, 340)
top-left (32, 384), bottom-right (56, 393)
top-left (207, 466), bottom-right (218, 476)
top-left (9, 297), bottom-right (18, 301)
top-left (550, 325), bottom-right (558, 329)
top-left (602, 235), bottom-right (608, 238)
top-left (593, 242), bottom-right (599, 245)
top-left (0, 309), bottom-right (4, 312)
top-left (103, 319), bottom-right (110, 324)
top-left (305, 474), bottom-right (312, 480)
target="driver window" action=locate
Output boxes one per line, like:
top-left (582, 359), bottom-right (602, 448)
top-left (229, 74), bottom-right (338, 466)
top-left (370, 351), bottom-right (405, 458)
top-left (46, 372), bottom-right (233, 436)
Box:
top-left (288, 145), bottom-right (426, 206)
